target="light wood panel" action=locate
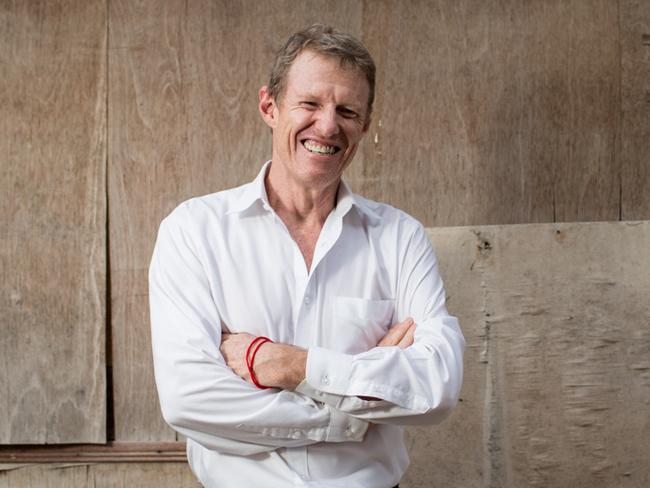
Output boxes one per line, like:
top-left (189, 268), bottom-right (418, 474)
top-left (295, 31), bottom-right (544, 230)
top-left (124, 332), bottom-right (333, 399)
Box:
top-left (353, 0), bottom-right (620, 226)
top-left (487, 222), bottom-right (649, 487)
top-left (403, 222), bottom-right (650, 488)
top-left (108, 0), bottom-right (363, 441)
top-left (0, 0), bottom-right (106, 443)
top-left (0, 463), bottom-right (199, 488)
top-left (620, 1), bottom-right (650, 219)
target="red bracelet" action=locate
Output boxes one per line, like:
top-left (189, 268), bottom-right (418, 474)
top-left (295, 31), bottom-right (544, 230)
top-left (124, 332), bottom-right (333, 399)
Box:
top-left (245, 336), bottom-right (273, 389)
top-left (245, 336), bottom-right (267, 369)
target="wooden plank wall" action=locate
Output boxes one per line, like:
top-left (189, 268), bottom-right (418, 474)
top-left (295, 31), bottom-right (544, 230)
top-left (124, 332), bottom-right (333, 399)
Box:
top-left (0, 0), bottom-right (107, 443)
top-left (107, 0), bottom-right (649, 445)
top-left (354, 0), bottom-right (621, 225)
top-left (1, 0), bottom-right (649, 486)
top-left (404, 223), bottom-right (650, 488)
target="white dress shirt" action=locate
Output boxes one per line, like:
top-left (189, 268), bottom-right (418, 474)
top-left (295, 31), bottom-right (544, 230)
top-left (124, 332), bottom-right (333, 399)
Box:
top-left (149, 161), bottom-right (465, 488)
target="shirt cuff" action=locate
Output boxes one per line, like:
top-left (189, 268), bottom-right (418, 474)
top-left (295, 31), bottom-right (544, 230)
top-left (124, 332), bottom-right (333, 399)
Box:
top-left (325, 404), bottom-right (368, 442)
top-left (305, 346), bottom-right (354, 395)
top-left (294, 380), bottom-right (368, 442)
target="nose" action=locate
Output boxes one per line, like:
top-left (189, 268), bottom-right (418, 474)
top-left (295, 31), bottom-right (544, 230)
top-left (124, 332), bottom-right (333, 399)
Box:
top-left (314, 106), bottom-right (339, 138)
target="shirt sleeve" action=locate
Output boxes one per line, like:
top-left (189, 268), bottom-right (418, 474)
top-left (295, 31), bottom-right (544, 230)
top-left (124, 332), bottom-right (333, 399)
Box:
top-left (149, 207), bottom-right (368, 455)
top-left (295, 222), bottom-right (465, 425)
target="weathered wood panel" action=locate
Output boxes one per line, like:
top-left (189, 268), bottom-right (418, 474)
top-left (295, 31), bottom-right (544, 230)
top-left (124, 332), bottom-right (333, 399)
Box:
top-left (0, 0), bottom-right (106, 443)
top-left (0, 463), bottom-right (199, 488)
top-left (108, 0), bottom-right (363, 441)
top-left (620, 1), bottom-right (650, 219)
top-left (403, 222), bottom-right (650, 488)
top-left (353, 0), bottom-right (620, 226)
top-left (488, 222), bottom-right (650, 488)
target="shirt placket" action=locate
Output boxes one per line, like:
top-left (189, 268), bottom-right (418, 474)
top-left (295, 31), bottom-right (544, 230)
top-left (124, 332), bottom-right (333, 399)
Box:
top-left (288, 213), bottom-right (344, 481)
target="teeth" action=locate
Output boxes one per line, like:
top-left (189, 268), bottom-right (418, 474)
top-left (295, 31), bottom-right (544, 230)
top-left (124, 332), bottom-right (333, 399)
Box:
top-left (304, 140), bottom-right (337, 155)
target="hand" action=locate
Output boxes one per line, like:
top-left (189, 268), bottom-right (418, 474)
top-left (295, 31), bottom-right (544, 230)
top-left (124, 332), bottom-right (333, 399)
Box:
top-left (220, 333), bottom-right (307, 390)
top-left (377, 317), bottom-right (416, 349)
top-left (219, 332), bottom-right (256, 382)
top-left (357, 318), bottom-right (416, 401)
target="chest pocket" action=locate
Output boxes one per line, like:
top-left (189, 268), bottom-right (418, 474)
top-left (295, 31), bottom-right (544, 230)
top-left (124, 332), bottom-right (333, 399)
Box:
top-left (333, 296), bottom-right (395, 354)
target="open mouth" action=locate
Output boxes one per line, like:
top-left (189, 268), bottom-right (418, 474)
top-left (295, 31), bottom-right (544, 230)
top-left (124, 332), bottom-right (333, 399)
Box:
top-left (301, 139), bottom-right (341, 155)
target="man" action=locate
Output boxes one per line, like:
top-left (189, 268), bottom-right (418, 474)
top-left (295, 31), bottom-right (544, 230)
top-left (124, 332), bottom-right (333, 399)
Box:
top-left (149, 24), bottom-right (464, 488)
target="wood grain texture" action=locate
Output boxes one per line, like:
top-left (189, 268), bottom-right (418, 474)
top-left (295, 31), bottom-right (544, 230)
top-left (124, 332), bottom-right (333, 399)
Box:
top-left (0, 442), bottom-right (185, 463)
top-left (0, 0), bottom-right (106, 443)
top-left (486, 222), bottom-right (650, 488)
top-left (353, 0), bottom-right (620, 226)
top-left (620, 1), bottom-right (650, 219)
top-left (402, 222), bottom-right (650, 488)
top-left (0, 463), bottom-right (199, 488)
top-left (108, 0), bottom-right (363, 441)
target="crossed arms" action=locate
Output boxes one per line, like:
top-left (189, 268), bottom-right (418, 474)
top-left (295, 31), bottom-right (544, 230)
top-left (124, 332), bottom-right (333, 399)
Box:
top-left (149, 206), bottom-right (465, 455)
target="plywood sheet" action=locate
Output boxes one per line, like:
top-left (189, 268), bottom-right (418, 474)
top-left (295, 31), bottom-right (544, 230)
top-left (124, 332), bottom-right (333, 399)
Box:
top-left (0, 0), bottom-right (106, 443)
top-left (403, 222), bottom-right (650, 488)
top-left (487, 222), bottom-right (650, 488)
top-left (620, 1), bottom-right (650, 219)
top-left (352, 0), bottom-right (620, 226)
top-left (0, 463), bottom-right (199, 488)
top-left (108, 0), bottom-right (363, 441)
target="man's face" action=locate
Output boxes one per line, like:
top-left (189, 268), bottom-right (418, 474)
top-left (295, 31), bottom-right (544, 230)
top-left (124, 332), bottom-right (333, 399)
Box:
top-left (260, 50), bottom-right (371, 190)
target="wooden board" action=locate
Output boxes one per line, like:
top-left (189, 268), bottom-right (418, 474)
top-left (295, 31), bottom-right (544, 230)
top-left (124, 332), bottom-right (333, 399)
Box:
top-left (0, 463), bottom-right (199, 488)
top-left (402, 222), bottom-right (650, 488)
top-left (108, 0), bottom-right (363, 441)
top-left (620, 1), bottom-right (650, 219)
top-left (352, 0), bottom-right (620, 226)
top-left (0, 0), bottom-right (107, 444)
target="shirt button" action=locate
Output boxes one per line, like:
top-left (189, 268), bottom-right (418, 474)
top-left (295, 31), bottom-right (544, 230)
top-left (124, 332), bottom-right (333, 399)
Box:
top-left (304, 296), bottom-right (311, 305)
top-left (322, 375), bottom-right (330, 385)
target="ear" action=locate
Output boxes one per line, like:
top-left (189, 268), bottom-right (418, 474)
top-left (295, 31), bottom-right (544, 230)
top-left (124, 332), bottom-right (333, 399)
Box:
top-left (258, 85), bottom-right (277, 129)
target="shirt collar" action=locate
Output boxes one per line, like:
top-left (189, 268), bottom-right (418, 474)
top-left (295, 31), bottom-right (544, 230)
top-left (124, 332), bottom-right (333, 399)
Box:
top-left (228, 160), bottom-right (381, 224)
top-left (227, 160), bottom-right (273, 215)
top-left (334, 177), bottom-right (381, 224)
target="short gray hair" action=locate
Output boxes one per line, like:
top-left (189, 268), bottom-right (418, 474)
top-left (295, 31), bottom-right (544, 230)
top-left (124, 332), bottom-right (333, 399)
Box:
top-left (267, 24), bottom-right (376, 115)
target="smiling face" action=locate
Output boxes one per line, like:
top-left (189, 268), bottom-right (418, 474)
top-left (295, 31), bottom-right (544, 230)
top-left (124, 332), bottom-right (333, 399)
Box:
top-left (259, 50), bottom-right (371, 193)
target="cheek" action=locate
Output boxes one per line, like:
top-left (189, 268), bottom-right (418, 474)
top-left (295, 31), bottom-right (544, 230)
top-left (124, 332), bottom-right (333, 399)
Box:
top-left (345, 126), bottom-right (366, 147)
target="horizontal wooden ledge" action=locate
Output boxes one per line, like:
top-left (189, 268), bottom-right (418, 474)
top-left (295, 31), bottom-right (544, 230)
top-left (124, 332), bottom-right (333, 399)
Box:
top-left (0, 442), bottom-right (187, 463)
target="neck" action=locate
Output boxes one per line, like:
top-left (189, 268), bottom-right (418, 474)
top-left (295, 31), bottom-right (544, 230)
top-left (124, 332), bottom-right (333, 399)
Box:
top-left (265, 161), bottom-right (339, 226)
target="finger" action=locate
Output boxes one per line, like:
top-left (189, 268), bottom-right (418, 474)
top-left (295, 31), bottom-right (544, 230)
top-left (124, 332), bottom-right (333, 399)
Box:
top-left (397, 322), bottom-right (416, 349)
top-left (377, 317), bottom-right (413, 347)
top-left (384, 318), bottom-right (413, 345)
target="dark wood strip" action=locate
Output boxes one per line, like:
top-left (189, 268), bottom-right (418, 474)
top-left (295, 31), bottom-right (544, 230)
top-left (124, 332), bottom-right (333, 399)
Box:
top-left (0, 443), bottom-right (186, 463)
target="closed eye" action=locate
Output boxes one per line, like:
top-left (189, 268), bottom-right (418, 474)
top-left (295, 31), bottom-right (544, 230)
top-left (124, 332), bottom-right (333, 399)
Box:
top-left (338, 107), bottom-right (359, 118)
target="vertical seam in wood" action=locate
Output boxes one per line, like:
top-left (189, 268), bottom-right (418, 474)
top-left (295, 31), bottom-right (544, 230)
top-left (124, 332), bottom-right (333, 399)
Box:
top-left (105, 0), bottom-right (114, 442)
top-left (616, 0), bottom-right (624, 221)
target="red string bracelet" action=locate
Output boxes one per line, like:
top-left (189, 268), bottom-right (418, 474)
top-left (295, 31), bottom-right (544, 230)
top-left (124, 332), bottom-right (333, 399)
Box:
top-left (245, 336), bottom-right (267, 368)
top-left (245, 336), bottom-right (273, 389)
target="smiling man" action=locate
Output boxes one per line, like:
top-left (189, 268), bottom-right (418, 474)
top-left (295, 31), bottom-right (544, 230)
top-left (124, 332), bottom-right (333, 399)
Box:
top-left (149, 24), bottom-right (465, 488)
